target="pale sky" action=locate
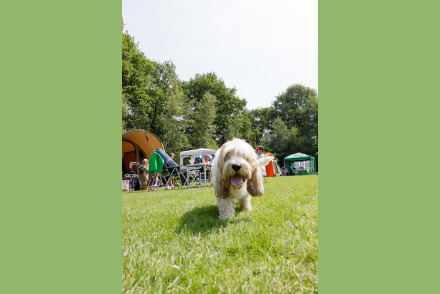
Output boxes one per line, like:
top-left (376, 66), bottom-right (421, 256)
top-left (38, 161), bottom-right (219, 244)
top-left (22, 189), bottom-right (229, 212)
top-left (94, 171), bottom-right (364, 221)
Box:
top-left (122, 0), bottom-right (317, 110)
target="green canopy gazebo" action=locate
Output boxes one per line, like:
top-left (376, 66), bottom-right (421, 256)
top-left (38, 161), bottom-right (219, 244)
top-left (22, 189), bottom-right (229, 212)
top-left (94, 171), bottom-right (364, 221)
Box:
top-left (284, 153), bottom-right (316, 175)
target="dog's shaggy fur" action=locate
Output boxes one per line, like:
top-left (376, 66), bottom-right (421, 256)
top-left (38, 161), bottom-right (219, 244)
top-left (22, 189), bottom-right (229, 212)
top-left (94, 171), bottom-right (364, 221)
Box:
top-left (211, 138), bottom-right (274, 220)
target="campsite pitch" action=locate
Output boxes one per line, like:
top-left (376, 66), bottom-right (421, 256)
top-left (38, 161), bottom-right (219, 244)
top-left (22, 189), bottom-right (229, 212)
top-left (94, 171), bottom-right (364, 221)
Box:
top-left (122, 175), bottom-right (318, 293)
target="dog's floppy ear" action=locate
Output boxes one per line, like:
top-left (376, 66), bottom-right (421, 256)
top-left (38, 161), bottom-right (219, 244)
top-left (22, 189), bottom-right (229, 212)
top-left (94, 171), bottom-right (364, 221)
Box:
top-left (215, 179), bottom-right (230, 199)
top-left (247, 161), bottom-right (264, 197)
top-left (213, 147), bottom-right (229, 199)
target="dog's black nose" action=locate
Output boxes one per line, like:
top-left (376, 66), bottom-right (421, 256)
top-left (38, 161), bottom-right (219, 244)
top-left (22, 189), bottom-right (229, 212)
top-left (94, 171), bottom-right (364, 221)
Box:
top-left (232, 164), bottom-right (241, 171)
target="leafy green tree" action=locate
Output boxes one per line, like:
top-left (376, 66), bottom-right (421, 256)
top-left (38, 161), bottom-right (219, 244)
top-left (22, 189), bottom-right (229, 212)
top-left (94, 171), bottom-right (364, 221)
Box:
top-left (239, 111), bottom-right (256, 146)
top-left (122, 30), bottom-right (154, 131)
top-left (158, 89), bottom-right (193, 158)
top-left (270, 84), bottom-right (318, 158)
top-left (262, 117), bottom-right (299, 160)
top-left (122, 93), bottom-right (129, 132)
top-left (122, 27), bottom-right (191, 155)
top-left (146, 60), bottom-right (183, 135)
top-left (247, 107), bottom-right (273, 146)
top-left (272, 84), bottom-right (317, 130)
top-left (225, 114), bottom-right (244, 141)
top-left (182, 73), bottom-right (246, 145)
top-left (190, 92), bottom-right (218, 149)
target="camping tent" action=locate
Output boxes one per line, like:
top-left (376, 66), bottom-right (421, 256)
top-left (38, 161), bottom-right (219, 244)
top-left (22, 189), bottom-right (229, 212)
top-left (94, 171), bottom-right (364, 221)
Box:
top-left (284, 153), bottom-right (316, 175)
top-left (180, 148), bottom-right (217, 166)
top-left (122, 129), bottom-right (164, 175)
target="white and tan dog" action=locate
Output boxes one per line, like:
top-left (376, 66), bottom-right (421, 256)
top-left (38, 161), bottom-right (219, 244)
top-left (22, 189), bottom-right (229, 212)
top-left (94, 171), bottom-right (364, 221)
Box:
top-left (211, 138), bottom-right (274, 220)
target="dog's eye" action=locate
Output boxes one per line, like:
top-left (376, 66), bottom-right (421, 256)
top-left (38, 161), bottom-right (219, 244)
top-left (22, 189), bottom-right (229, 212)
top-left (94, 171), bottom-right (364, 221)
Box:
top-left (224, 151), bottom-right (233, 161)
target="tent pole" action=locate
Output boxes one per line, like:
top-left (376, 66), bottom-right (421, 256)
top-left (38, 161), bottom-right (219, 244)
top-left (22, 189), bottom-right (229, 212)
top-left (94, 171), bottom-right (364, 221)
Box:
top-left (145, 132), bottom-right (156, 150)
top-left (136, 146), bottom-right (140, 177)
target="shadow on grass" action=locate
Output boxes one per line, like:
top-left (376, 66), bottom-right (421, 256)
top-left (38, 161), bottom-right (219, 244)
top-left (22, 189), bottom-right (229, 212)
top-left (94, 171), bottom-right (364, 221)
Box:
top-left (176, 205), bottom-right (248, 236)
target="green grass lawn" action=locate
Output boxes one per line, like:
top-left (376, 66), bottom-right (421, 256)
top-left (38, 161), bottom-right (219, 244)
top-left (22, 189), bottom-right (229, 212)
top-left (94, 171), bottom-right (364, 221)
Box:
top-left (122, 175), bottom-right (318, 293)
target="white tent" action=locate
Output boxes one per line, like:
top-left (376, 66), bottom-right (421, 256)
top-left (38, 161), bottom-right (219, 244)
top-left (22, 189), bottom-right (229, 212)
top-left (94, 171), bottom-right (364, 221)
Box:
top-left (180, 148), bottom-right (217, 166)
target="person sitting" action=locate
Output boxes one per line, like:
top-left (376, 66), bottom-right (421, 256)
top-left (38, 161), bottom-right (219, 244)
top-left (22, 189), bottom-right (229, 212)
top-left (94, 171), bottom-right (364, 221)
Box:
top-left (151, 173), bottom-right (159, 191)
top-left (194, 156), bottom-right (202, 164)
top-left (201, 154), bottom-right (212, 185)
top-left (141, 158), bottom-right (149, 190)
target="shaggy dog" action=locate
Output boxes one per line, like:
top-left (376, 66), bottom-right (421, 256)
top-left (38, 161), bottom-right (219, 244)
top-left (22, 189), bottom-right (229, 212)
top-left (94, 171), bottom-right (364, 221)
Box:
top-left (211, 138), bottom-right (274, 220)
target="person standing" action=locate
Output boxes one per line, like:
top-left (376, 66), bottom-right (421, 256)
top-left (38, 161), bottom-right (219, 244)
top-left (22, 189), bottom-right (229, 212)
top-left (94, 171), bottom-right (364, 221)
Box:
top-left (256, 145), bottom-right (265, 159)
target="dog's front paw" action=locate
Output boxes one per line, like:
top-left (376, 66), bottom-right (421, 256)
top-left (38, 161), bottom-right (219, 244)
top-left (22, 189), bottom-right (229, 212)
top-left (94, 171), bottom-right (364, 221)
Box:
top-left (218, 212), bottom-right (235, 220)
top-left (242, 205), bottom-right (252, 211)
top-left (219, 215), bottom-right (231, 221)
top-left (239, 198), bottom-right (252, 211)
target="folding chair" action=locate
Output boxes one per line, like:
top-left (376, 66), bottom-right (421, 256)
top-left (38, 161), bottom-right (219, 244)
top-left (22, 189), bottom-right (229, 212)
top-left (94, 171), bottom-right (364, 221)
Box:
top-left (153, 148), bottom-right (187, 189)
top-left (290, 166), bottom-right (296, 176)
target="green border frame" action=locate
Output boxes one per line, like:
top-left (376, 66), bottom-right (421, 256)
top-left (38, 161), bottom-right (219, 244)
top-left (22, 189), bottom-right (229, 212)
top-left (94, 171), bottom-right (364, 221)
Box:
top-left (319, 1), bottom-right (440, 293)
top-left (2, 1), bottom-right (121, 293)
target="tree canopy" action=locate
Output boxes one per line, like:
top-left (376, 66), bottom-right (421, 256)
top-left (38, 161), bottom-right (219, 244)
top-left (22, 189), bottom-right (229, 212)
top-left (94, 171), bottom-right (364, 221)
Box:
top-left (181, 73), bottom-right (247, 145)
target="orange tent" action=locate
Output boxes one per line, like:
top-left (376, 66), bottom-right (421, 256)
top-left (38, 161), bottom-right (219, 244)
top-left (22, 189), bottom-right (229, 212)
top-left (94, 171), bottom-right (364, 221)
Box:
top-left (122, 129), bottom-right (164, 175)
